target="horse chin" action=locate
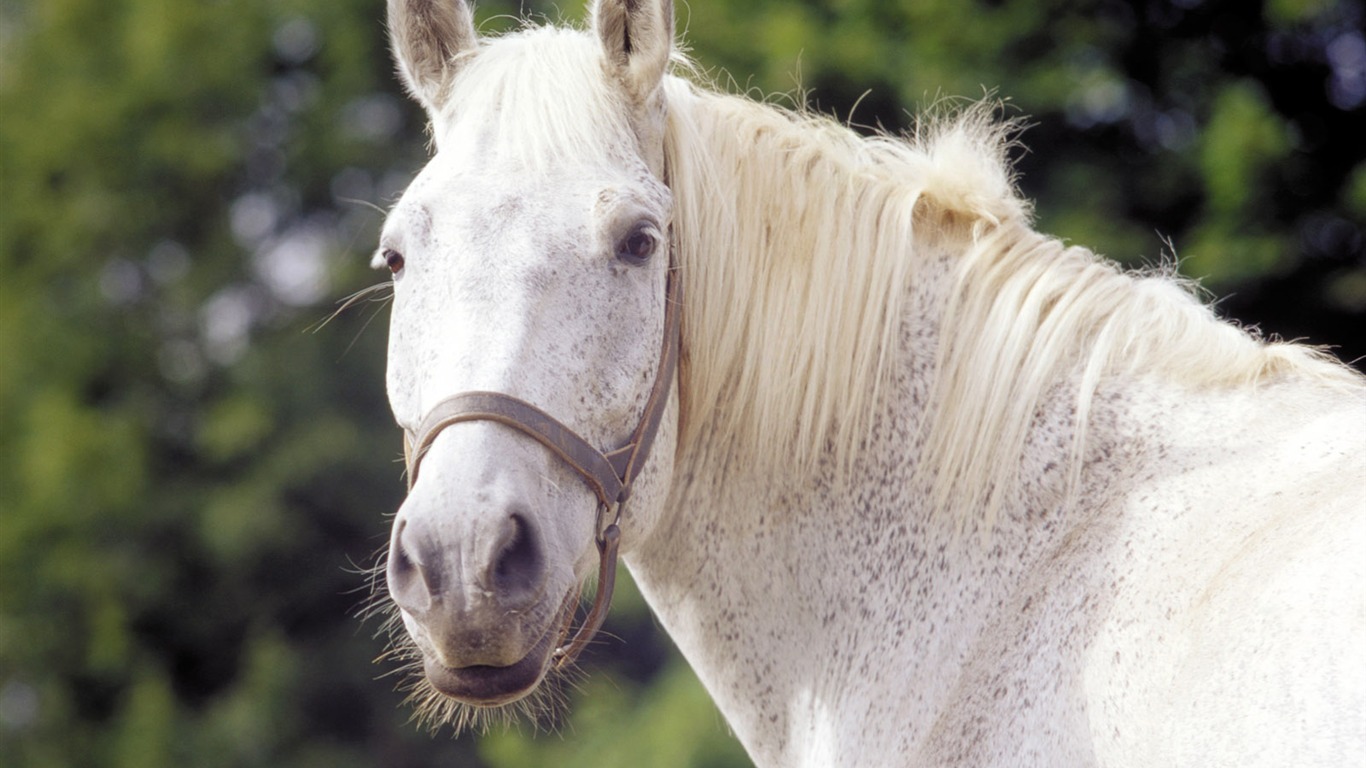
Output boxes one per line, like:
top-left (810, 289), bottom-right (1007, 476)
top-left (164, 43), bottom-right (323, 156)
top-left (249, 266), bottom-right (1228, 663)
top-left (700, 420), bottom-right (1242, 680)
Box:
top-left (420, 590), bottom-right (573, 707)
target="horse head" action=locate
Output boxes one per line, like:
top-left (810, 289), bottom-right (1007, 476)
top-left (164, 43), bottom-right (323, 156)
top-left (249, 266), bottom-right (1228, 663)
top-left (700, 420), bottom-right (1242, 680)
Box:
top-left (377, 0), bottom-right (679, 718)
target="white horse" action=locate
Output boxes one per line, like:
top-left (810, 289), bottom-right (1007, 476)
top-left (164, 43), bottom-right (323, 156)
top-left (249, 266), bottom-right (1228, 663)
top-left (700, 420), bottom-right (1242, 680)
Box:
top-left (370, 0), bottom-right (1366, 764)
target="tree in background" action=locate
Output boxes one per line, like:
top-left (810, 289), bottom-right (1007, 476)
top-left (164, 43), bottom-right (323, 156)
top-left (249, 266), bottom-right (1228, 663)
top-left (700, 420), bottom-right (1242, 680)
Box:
top-left (0, 1), bottom-right (1360, 767)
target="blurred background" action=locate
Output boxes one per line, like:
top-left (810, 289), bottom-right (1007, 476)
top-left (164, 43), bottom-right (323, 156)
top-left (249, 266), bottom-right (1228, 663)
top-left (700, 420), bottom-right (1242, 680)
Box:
top-left (0, 0), bottom-right (1362, 765)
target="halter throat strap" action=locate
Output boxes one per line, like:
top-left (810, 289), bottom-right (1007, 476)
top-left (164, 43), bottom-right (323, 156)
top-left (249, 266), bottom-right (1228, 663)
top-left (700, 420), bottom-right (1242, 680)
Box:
top-left (400, 255), bottom-right (681, 669)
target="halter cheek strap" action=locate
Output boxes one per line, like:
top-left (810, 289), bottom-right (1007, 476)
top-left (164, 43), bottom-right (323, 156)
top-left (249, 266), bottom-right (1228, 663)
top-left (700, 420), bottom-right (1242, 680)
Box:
top-left (400, 255), bottom-right (681, 670)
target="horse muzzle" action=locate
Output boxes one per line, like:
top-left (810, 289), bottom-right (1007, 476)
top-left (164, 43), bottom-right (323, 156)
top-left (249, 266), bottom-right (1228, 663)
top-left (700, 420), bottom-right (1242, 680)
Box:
top-left (386, 463), bottom-right (578, 705)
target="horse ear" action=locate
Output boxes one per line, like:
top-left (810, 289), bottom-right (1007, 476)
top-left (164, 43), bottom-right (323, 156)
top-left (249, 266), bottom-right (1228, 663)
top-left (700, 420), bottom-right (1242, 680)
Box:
top-left (387, 0), bottom-right (478, 114)
top-left (593, 0), bottom-right (674, 103)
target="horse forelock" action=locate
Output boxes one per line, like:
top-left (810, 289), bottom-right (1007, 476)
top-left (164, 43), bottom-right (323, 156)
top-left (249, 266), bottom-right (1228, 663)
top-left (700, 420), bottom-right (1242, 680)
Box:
top-left (436, 26), bottom-right (638, 167)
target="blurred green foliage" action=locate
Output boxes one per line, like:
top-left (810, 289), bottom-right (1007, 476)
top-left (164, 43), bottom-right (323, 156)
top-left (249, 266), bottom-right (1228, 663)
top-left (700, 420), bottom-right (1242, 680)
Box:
top-left (1, 0), bottom-right (1362, 766)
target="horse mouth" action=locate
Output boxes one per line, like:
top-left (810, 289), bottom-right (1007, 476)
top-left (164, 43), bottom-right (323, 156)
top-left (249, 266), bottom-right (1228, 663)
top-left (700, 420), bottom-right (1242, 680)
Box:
top-left (422, 655), bottom-right (543, 706)
top-left (420, 590), bottom-right (574, 706)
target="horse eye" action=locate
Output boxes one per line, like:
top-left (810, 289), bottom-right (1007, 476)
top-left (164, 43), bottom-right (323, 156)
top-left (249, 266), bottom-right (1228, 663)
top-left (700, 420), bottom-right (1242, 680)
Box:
top-left (383, 248), bottom-right (405, 275)
top-left (616, 223), bottom-right (659, 265)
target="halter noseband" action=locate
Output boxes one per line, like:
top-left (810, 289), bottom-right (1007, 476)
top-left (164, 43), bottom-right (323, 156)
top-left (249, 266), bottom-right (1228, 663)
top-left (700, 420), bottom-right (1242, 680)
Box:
top-left (401, 254), bottom-right (680, 670)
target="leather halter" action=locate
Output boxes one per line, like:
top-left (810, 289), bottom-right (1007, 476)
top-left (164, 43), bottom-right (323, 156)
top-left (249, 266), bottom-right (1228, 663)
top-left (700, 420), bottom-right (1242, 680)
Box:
top-left (401, 251), bottom-right (680, 670)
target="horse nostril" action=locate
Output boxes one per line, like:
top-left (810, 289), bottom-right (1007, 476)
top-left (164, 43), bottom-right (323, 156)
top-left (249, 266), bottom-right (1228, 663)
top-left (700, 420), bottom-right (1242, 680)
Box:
top-left (491, 513), bottom-right (544, 602)
top-left (387, 518), bottom-right (437, 614)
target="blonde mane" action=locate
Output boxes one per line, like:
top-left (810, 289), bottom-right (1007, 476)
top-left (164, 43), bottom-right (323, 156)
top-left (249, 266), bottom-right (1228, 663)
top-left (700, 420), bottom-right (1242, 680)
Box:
top-left (660, 71), bottom-right (1361, 521)
top-left (662, 79), bottom-right (1021, 473)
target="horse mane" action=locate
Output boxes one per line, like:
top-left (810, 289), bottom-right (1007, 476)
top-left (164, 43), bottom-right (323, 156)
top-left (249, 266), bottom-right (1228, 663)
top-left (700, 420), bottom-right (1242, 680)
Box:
top-left (660, 71), bottom-right (1362, 522)
top-left (431, 23), bottom-right (1360, 524)
top-left (662, 78), bottom-right (1021, 477)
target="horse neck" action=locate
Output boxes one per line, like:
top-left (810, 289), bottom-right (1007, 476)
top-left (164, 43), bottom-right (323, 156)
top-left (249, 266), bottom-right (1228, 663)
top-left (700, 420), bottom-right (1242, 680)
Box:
top-left (625, 88), bottom-right (1049, 762)
top-left (626, 219), bottom-right (1107, 765)
top-left (629, 83), bottom-right (1366, 764)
